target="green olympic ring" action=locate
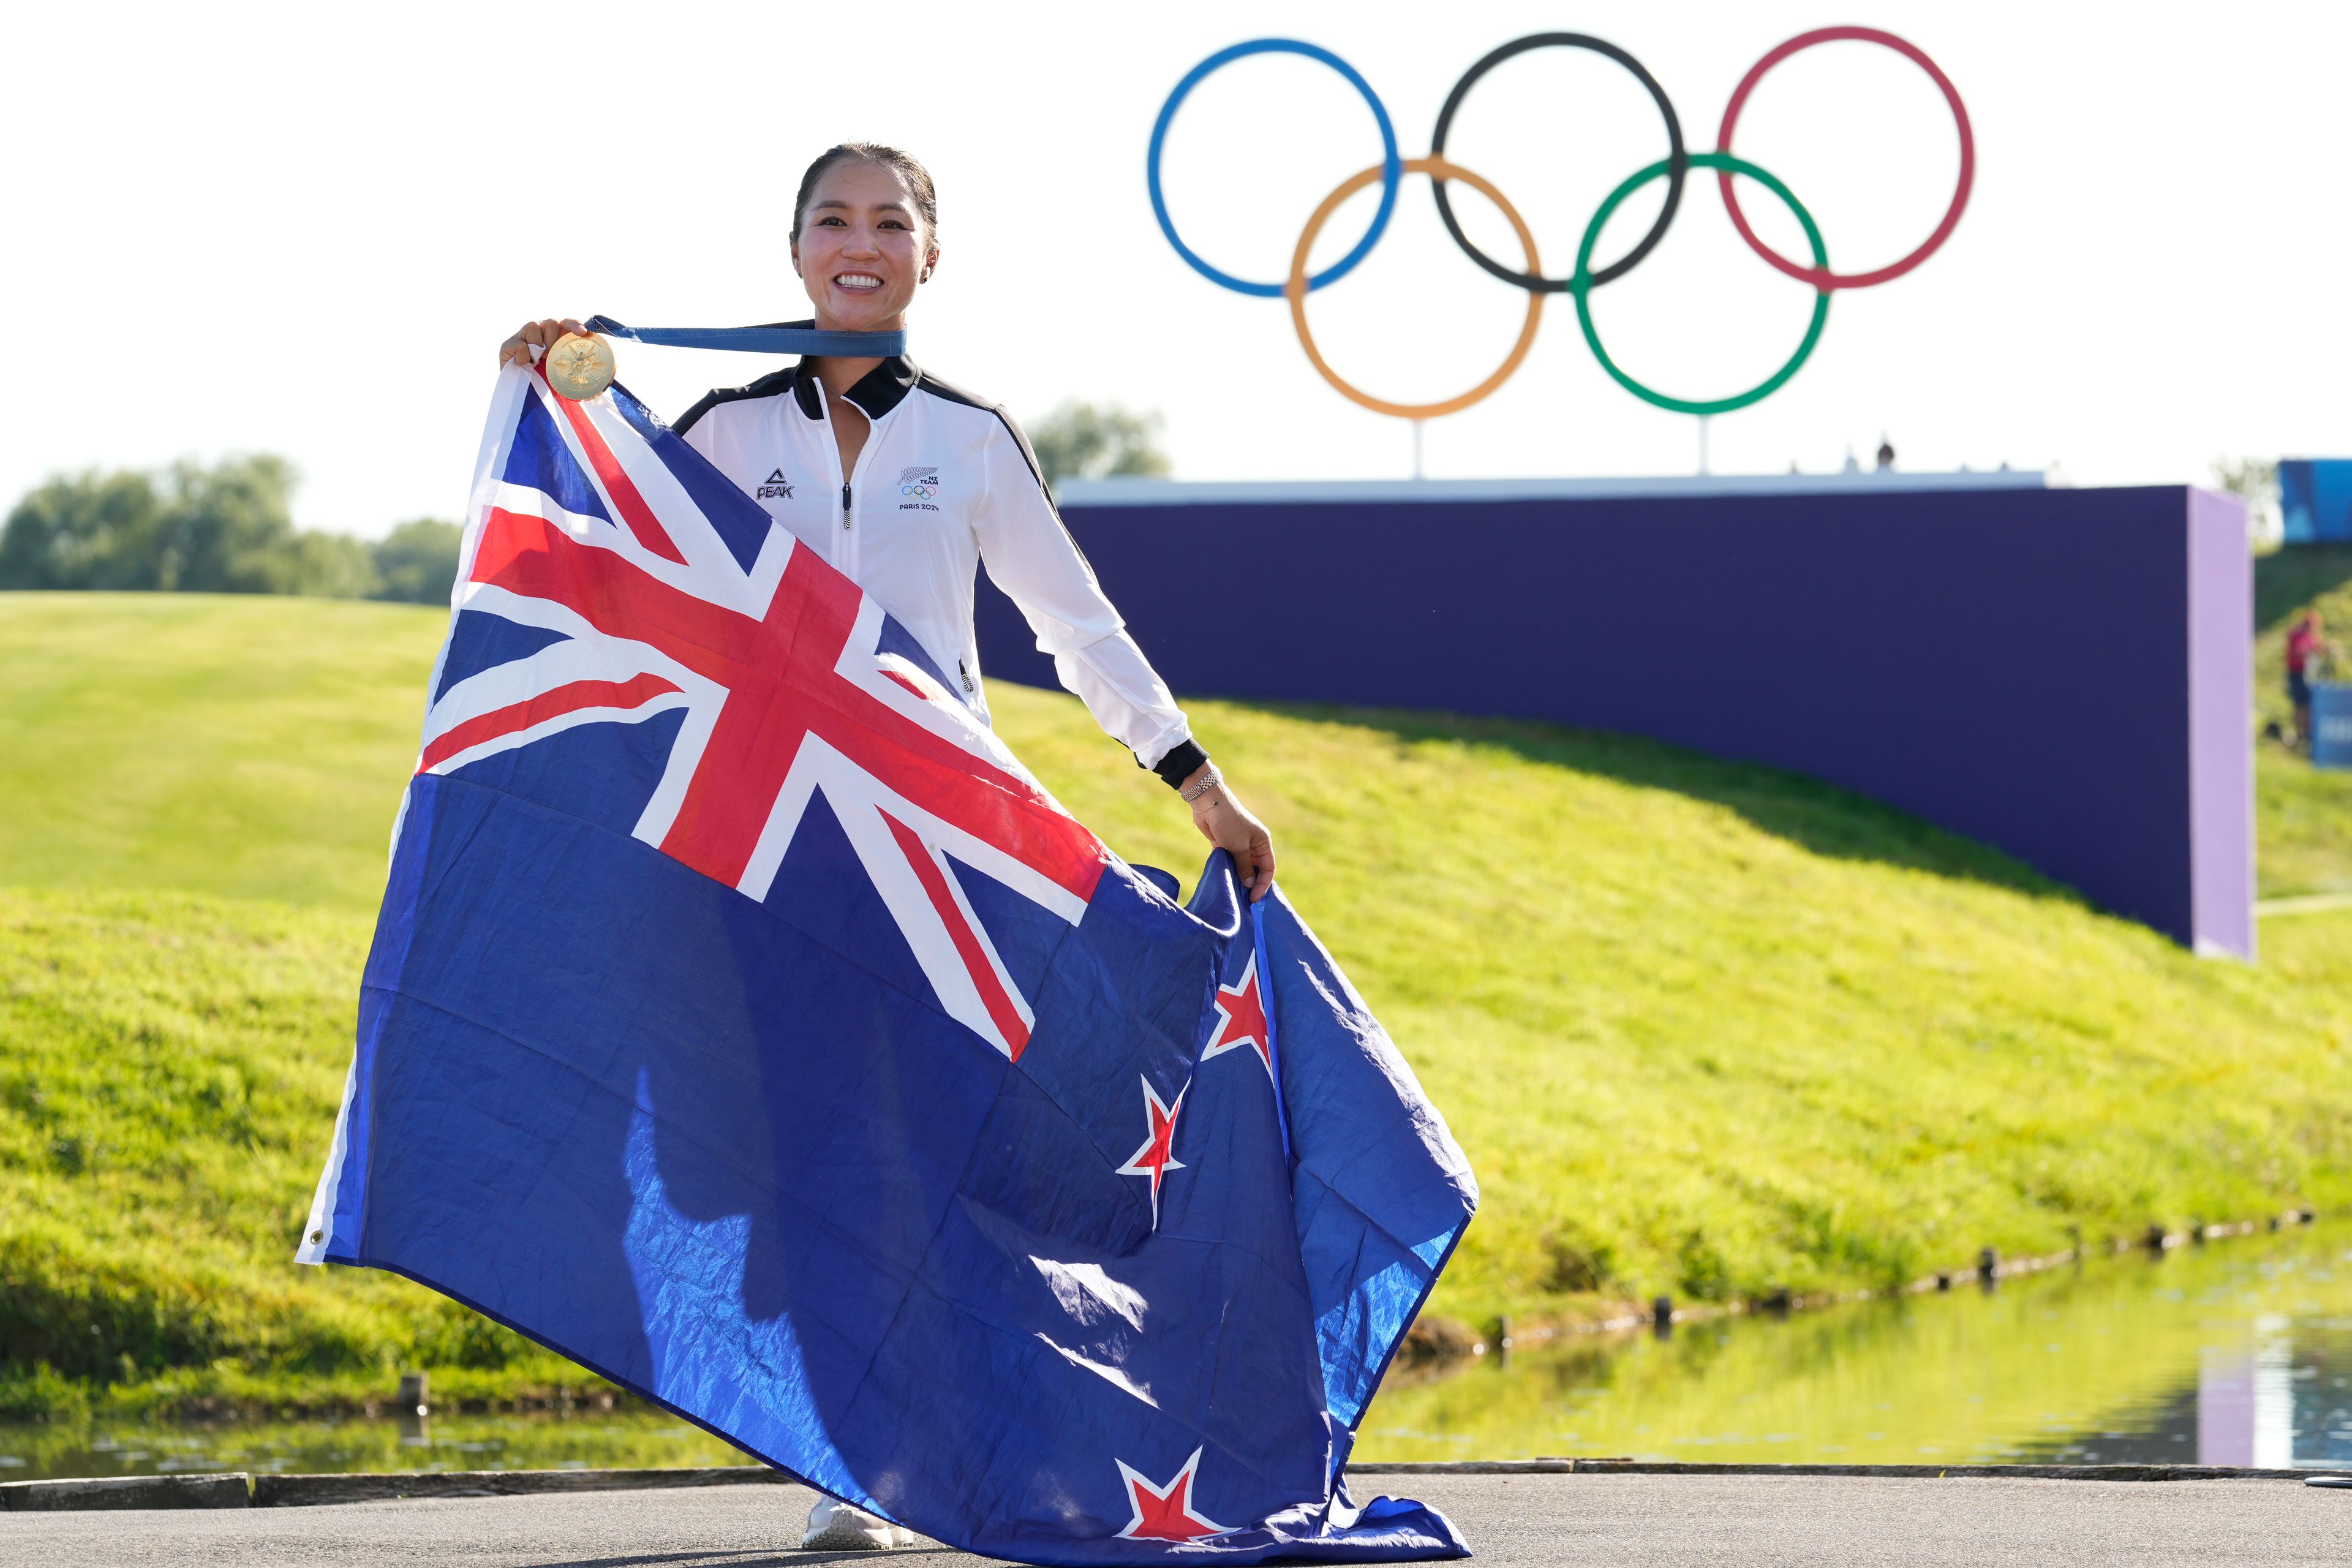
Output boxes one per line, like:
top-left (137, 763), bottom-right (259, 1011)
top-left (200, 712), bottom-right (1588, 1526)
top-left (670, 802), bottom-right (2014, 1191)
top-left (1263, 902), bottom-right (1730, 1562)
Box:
top-left (1572, 151), bottom-right (1830, 417)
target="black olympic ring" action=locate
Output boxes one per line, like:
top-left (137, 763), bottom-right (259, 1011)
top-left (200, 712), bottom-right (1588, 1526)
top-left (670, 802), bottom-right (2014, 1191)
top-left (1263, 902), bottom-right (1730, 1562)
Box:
top-left (1428, 33), bottom-right (1687, 295)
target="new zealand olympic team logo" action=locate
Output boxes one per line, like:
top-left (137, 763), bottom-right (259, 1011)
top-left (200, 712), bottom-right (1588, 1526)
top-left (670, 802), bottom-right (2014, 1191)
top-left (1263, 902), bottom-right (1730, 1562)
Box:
top-left (1147, 29), bottom-right (1974, 420)
top-left (899, 466), bottom-right (940, 500)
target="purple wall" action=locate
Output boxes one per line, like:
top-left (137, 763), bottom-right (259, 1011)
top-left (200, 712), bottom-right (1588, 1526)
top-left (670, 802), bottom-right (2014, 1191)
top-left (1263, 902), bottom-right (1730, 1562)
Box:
top-left (974, 483), bottom-right (2254, 956)
top-left (2187, 489), bottom-right (2256, 957)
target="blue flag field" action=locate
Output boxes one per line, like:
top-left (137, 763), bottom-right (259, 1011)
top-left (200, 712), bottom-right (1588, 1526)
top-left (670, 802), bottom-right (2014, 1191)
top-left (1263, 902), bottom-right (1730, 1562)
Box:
top-left (299, 363), bottom-right (1479, 1562)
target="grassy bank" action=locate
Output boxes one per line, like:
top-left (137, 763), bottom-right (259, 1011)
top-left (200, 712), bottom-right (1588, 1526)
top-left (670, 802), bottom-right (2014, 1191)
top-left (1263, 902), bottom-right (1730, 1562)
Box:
top-left (1003, 695), bottom-right (2352, 1324)
top-left (0, 888), bottom-right (617, 1422)
top-left (0, 592), bottom-right (431, 908)
top-left (2, 591), bottom-right (2350, 1420)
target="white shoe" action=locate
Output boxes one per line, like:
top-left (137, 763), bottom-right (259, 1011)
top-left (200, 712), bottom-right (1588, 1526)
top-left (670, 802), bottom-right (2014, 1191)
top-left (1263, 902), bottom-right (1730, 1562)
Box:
top-left (803, 1498), bottom-right (916, 1550)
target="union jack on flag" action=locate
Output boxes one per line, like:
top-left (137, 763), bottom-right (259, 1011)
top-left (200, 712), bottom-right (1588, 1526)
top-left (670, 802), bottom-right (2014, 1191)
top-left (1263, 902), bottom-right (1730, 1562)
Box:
top-left (412, 364), bottom-right (1099, 1059)
top-left (302, 361), bottom-right (1476, 1565)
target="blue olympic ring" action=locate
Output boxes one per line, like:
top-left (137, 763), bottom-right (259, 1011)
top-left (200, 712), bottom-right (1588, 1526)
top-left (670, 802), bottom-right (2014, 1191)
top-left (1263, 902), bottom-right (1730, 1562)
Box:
top-left (1145, 38), bottom-right (1402, 300)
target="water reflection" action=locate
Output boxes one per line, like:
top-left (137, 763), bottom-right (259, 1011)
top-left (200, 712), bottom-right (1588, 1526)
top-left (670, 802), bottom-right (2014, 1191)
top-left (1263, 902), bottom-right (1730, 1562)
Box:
top-left (398, 1407), bottom-right (431, 1449)
top-left (8, 1224), bottom-right (2350, 1481)
top-left (2192, 1321), bottom-right (2294, 1468)
top-left (0, 1409), bottom-right (751, 1482)
top-left (1358, 1221), bottom-right (2352, 1467)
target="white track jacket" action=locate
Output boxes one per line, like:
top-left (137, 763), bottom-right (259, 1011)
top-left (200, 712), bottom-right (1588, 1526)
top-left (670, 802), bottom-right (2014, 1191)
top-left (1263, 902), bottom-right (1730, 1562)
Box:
top-left (676, 355), bottom-right (1196, 774)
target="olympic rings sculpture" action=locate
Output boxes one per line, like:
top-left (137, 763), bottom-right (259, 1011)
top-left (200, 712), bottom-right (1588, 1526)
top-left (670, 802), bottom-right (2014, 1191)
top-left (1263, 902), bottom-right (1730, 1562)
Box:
top-left (1145, 27), bottom-right (1974, 418)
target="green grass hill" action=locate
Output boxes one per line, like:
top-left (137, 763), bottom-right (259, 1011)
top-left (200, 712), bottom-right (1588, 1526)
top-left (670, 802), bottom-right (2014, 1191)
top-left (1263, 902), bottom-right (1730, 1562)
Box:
top-left (4, 590), bottom-right (2351, 1419)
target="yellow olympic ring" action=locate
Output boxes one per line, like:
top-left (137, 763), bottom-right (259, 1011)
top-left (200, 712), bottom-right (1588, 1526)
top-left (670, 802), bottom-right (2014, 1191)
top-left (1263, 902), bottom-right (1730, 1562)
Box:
top-left (1285, 156), bottom-right (1542, 420)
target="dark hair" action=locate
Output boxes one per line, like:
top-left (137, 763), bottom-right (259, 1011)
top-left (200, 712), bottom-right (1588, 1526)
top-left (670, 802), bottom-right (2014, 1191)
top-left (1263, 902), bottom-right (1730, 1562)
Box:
top-left (791, 143), bottom-right (938, 243)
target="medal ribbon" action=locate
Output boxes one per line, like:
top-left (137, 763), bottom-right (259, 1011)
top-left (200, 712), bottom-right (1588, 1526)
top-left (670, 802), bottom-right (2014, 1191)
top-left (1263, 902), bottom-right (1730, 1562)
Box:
top-left (584, 315), bottom-right (908, 358)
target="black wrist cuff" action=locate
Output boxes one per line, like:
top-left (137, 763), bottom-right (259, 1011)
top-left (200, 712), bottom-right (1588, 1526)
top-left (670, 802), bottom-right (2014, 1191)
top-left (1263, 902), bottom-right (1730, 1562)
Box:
top-left (1151, 739), bottom-right (1210, 791)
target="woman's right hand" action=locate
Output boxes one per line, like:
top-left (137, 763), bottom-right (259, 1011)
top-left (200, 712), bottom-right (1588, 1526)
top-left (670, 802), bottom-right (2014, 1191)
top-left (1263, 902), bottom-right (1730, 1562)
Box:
top-left (1180, 765), bottom-right (1277, 902)
top-left (499, 318), bottom-right (589, 369)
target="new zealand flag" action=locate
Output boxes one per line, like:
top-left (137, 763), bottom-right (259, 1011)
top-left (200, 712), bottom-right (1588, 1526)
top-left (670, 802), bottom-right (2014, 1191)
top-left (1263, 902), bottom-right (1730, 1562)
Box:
top-left (299, 363), bottom-right (1478, 1562)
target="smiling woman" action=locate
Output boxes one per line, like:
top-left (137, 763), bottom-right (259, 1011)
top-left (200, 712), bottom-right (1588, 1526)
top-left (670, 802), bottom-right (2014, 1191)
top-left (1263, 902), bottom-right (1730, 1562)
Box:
top-left (777, 144), bottom-right (940, 478)
top-left (493, 143), bottom-right (1275, 1552)
top-left (492, 145), bottom-right (1275, 910)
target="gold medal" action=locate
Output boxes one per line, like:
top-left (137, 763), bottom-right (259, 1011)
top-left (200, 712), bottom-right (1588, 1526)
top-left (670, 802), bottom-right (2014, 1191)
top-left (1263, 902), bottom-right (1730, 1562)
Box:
top-left (545, 332), bottom-right (616, 401)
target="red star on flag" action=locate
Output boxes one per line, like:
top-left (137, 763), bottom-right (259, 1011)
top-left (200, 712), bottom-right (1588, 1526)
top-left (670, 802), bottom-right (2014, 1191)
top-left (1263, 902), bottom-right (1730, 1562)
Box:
top-left (1199, 951), bottom-right (1271, 1080)
top-left (1114, 1077), bottom-right (1186, 1223)
top-left (1114, 1447), bottom-right (1231, 1542)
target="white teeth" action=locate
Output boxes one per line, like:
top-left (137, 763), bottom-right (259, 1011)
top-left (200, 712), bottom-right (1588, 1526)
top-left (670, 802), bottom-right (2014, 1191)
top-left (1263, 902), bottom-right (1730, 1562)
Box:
top-left (837, 274), bottom-right (882, 290)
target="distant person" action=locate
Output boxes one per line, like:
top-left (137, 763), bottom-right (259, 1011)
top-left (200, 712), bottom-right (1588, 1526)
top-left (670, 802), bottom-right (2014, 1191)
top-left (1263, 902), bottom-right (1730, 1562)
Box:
top-left (2287, 609), bottom-right (2331, 750)
top-left (1875, 438), bottom-right (1896, 472)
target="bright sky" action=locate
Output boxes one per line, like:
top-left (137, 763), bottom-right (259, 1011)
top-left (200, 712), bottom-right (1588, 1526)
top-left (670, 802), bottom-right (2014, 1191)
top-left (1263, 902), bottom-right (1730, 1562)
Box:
top-left (2, 1), bottom-right (2344, 536)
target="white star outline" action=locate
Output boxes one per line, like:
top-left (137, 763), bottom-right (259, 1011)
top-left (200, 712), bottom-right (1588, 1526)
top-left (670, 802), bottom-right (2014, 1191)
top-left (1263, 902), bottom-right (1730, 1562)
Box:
top-left (1114, 1446), bottom-right (1234, 1542)
top-left (1197, 948), bottom-right (1271, 1081)
top-left (1112, 1076), bottom-right (1187, 1226)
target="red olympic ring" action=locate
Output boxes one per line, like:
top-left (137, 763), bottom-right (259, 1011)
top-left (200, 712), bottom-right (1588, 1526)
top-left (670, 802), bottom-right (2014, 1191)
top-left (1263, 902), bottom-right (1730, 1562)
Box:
top-left (1715, 26), bottom-right (1975, 292)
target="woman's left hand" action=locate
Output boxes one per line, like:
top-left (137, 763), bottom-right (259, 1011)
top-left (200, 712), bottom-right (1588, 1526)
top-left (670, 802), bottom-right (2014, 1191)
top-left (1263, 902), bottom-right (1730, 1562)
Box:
top-left (1182, 766), bottom-right (1276, 902)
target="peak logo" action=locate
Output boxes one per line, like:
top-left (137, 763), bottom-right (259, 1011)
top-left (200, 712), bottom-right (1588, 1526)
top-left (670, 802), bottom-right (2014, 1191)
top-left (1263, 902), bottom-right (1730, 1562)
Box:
top-left (756, 467), bottom-right (795, 501)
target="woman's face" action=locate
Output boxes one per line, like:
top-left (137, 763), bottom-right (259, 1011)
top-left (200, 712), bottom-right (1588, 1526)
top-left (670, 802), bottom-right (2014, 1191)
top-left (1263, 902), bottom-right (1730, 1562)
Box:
top-left (791, 159), bottom-right (937, 331)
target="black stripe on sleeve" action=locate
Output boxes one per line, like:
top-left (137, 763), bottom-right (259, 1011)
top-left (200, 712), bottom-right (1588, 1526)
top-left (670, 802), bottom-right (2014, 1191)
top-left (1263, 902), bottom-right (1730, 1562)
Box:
top-left (914, 372), bottom-right (1093, 568)
top-left (1152, 739), bottom-right (1210, 788)
top-left (673, 366), bottom-right (802, 437)
top-left (914, 371), bottom-right (1052, 494)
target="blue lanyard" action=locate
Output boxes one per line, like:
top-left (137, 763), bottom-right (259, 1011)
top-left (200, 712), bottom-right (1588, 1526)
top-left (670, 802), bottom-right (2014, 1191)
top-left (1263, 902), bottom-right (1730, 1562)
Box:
top-left (583, 315), bottom-right (907, 358)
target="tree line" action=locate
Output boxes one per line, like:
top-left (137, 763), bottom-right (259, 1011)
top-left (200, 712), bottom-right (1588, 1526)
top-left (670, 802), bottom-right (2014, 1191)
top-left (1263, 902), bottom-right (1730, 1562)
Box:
top-left (0, 456), bottom-right (461, 605)
top-left (0, 401), bottom-right (1169, 605)
top-left (1028, 399), bottom-right (1168, 496)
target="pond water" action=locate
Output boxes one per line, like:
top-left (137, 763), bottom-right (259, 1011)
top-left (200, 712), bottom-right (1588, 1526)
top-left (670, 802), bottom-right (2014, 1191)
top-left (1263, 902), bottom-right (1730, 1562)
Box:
top-left (1357, 1219), bottom-right (2352, 1467)
top-left (0, 1408), bottom-right (752, 1483)
top-left (7, 1223), bottom-right (2350, 1481)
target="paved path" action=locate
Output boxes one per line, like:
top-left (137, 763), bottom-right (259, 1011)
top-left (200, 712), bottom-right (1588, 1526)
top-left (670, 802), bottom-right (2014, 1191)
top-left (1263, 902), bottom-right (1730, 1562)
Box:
top-left (4, 1474), bottom-right (2345, 1566)
top-left (2256, 891), bottom-right (2352, 918)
